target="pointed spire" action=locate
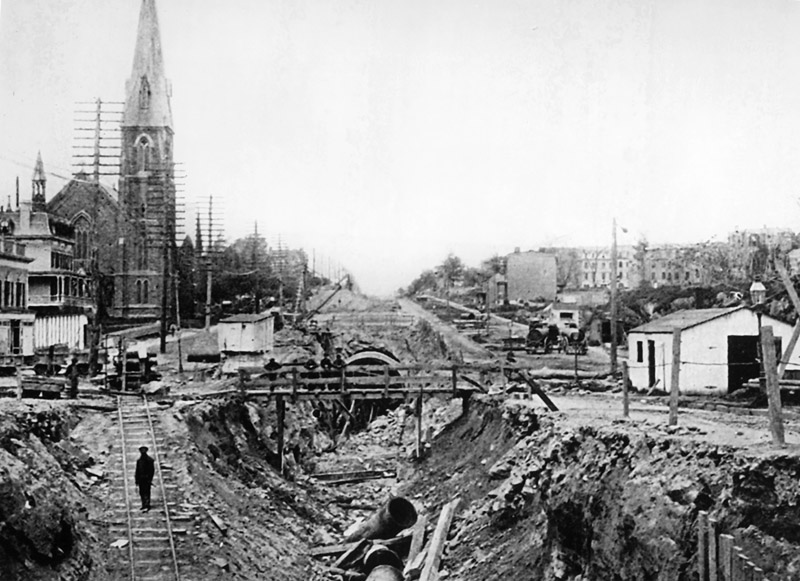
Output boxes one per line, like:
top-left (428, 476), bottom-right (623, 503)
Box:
top-left (32, 151), bottom-right (46, 182)
top-left (32, 151), bottom-right (47, 211)
top-left (123, 0), bottom-right (172, 128)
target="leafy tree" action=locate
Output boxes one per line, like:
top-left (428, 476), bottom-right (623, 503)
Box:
top-left (439, 253), bottom-right (464, 286)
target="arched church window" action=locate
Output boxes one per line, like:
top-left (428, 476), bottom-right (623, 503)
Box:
top-left (73, 216), bottom-right (91, 260)
top-left (143, 280), bottom-right (150, 304)
top-left (136, 135), bottom-right (152, 172)
top-left (136, 280), bottom-right (143, 304)
top-left (139, 76), bottom-right (151, 110)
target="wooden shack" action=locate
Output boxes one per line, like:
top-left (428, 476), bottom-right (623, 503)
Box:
top-left (218, 312), bottom-right (275, 374)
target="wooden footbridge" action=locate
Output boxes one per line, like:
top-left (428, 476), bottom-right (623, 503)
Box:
top-left (230, 362), bottom-right (558, 472)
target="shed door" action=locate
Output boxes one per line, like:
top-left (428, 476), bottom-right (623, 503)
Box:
top-left (647, 340), bottom-right (656, 387)
top-left (727, 336), bottom-right (759, 393)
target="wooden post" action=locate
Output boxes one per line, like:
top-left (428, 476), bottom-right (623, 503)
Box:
top-left (708, 517), bottom-right (719, 581)
top-left (451, 365), bottom-right (458, 396)
top-left (698, 511), bottom-right (709, 581)
top-left (760, 326), bottom-right (786, 447)
top-left (276, 395), bottom-right (285, 475)
top-left (622, 361), bottom-right (630, 418)
top-left (719, 534), bottom-right (734, 581)
top-left (574, 345), bottom-right (579, 383)
top-left (383, 365), bottom-right (389, 399)
top-left (15, 363), bottom-right (22, 400)
top-left (416, 394), bottom-right (423, 460)
top-left (120, 337), bottom-right (127, 393)
top-left (291, 367), bottom-right (299, 402)
top-left (669, 328), bottom-right (681, 426)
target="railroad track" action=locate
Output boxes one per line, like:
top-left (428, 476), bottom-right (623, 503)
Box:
top-left (109, 395), bottom-right (182, 581)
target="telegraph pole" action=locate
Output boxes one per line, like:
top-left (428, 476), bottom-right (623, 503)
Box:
top-left (610, 218), bottom-right (618, 374)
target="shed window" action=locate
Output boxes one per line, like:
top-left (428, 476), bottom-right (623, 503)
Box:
top-left (637, 341), bottom-right (643, 363)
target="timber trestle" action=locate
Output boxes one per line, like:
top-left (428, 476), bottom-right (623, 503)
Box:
top-left (238, 363), bottom-right (557, 473)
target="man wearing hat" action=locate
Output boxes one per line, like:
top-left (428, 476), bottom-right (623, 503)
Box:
top-left (135, 446), bottom-right (155, 511)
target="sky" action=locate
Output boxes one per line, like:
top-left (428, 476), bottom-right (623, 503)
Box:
top-left (2, 0), bottom-right (800, 295)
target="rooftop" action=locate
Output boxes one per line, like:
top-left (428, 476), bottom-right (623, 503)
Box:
top-left (631, 307), bottom-right (748, 334)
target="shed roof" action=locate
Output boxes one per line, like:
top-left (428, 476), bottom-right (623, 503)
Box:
top-left (220, 312), bottom-right (273, 324)
top-left (630, 307), bottom-right (747, 334)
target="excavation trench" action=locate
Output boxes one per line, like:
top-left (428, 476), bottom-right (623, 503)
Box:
top-left (2, 393), bottom-right (800, 581)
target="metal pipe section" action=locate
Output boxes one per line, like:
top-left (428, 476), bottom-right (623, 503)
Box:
top-left (344, 497), bottom-right (418, 541)
top-left (365, 565), bottom-right (403, 581)
top-left (364, 545), bottom-right (403, 574)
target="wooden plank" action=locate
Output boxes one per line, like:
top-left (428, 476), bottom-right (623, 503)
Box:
top-left (419, 498), bottom-right (460, 581)
top-left (698, 511), bottom-right (708, 581)
top-left (313, 470), bottom-right (397, 485)
top-left (669, 328), bottom-right (681, 426)
top-left (513, 370), bottom-right (558, 411)
top-left (761, 326), bottom-right (786, 447)
top-left (332, 538), bottom-right (370, 570)
top-left (708, 517), bottom-right (719, 581)
top-left (309, 541), bottom-right (358, 558)
top-left (719, 534), bottom-right (734, 581)
top-left (459, 374), bottom-right (488, 393)
top-left (404, 547), bottom-right (428, 580)
top-left (407, 513), bottom-right (428, 565)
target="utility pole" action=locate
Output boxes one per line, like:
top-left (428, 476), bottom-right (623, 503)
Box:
top-left (610, 217), bottom-right (618, 374)
top-left (205, 196), bottom-right (213, 331)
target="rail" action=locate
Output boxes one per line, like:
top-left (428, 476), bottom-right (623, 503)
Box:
top-left (115, 394), bottom-right (181, 580)
top-left (116, 396), bottom-right (137, 581)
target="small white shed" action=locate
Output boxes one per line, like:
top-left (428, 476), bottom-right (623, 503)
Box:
top-left (627, 307), bottom-right (799, 396)
top-left (218, 312), bottom-right (275, 374)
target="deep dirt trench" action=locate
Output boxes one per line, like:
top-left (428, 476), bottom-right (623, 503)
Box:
top-left (2, 393), bottom-right (800, 580)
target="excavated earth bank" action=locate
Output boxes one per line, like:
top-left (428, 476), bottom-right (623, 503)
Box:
top-left (406, 398), bottom-right (800, 581)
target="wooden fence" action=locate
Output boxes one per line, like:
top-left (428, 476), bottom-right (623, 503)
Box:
top-left (697, 510), bottom-right (772, 581)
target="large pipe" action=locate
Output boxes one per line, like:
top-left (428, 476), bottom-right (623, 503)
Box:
top-left (344, 497), bottom-right (418, 541)
top-left (364, 545), bottom-right (403, 574)
top-left (365, 565), bottom-right (403, 581)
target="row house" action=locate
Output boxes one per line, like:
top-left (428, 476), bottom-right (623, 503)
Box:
top-left (577, 246), bottom-right (642, 290)
top-left (0, 155), bottom-right (91, 353)
top-left (0, 235), bottom-right (35, 363)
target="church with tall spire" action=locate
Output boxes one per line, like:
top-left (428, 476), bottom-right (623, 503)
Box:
top-left (114, 0), bottom-right (177, 320)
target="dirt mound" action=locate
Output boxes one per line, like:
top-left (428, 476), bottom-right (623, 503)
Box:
top-left (404, 398), bottom-right (800, 580)
top-left (0, 402), bottom-right (106, 581)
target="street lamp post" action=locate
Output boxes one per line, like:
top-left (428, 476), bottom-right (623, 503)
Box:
top-left (750, 279), bottom-right (767, 388)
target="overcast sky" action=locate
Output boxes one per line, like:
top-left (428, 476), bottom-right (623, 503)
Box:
top-left (2, 0), bottom-right (800, 295)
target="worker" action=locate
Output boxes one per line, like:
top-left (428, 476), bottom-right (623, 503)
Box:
top-left (66, 357), bottom-right (79, 399)
top-left (135, 446), bottom-right (155, 512)
top-left (333, 352), bottom-right (346, 369)
top-left (320, 353), bottom-right (333, 371)
top-left (264, 358), bottom-right (281, 381)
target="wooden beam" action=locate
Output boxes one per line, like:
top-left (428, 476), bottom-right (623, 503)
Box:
top-left (513, 370), bottom-right (558, 411)
top-left (719, 534), bottom-right (734, 581)
top-left (775, 263), bottom-right (800, 379)
top-left (458, 374), bottom-right (488, 393)
top-left (407, 513), bottom-right (428, 565)
top-left (669, 328), bottom-right (681, 426)
top-left (419, 498), bottom-right (460, 581)
top-left (761, 326), bottom-right (786, 447)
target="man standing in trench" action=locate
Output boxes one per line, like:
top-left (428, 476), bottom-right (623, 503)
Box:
top-left (135, 446), bottom-right (155, 511)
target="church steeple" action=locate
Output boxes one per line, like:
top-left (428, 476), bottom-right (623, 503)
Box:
top-left (32, 151), bottom-right (46, 211)
top-left (123, 0), bottom-right (172, 129)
